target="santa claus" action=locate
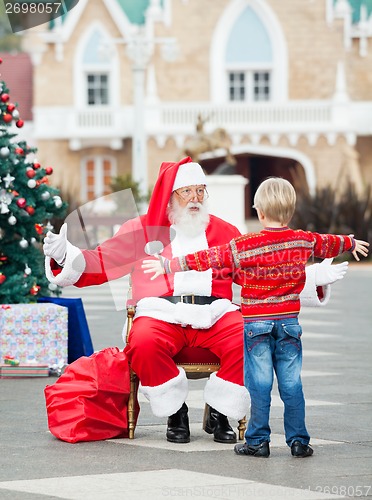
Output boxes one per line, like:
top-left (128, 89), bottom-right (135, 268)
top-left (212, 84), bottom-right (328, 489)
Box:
top-left (44, 157), bottom-right (347, 444)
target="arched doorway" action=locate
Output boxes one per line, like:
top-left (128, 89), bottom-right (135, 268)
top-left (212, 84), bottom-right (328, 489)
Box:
top-left (201, 150), bottom-right (313, 221)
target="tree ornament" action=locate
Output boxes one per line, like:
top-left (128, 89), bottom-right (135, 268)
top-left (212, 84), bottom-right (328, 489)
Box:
top-left (3, 113), bottom-right (13, 123)
top-left (30, 237), bottom-right (37, 244)
top-left (8, 215), bottom-right (17, 225)
top-left (12, 109), bottom-right (20, 119)
top-left (24, 264), bottom-right (32, 276)
top-left (19, 238), bottom-right (29, 249)
top-left (16, 120), bottom-right (24, 128)
top-left (27, 179), bottom-right (37, 189)
top-left (16, 197), bottom-right (27, 208)
top-left (45, 166), bottom-right (53, 175)
top-left (33, 161), bottom-right (41, 169)
top-left (30, 284), bottom-right (41, 296)
top-left (53, 195), bottom-right (63, 208)
top-left (26, 169), bottom-right (36, 178)
top-left (2, 172), bottom-right (15, 188)
top-left (45, 221), bottom-right (54, 231)
top-left (25, 206), bottom-right (35, 215)
top-left (0, 189), bottom-right (12, 214)
top-left (34, 224), bottom-right (44, 234)
top-left (15, 147), bottom-right (24, 155)
top-left (40, 191), bottom-right (50, 200)
top-left (0, 254), bottom-right (8, 264)
top-left (1, 93), bottom-right (10, 102)
top-left (7, 103), bottom-right (15, 112)
top-left (0, 273), bottom-right (6, 285)
top-left (48, 283), bottom-right (58, 291)
top-left (0, 146), bottom-right (10, 158)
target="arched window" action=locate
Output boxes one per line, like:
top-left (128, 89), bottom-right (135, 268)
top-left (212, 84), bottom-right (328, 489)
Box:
top-left (226, 7), bottom-right (272, 102)
top-left (210, 0), bottom-right (288, 102)
top-left (74, 23), bottom-right (119, 108)
top-left (81, 156), bottom-right (117, 202)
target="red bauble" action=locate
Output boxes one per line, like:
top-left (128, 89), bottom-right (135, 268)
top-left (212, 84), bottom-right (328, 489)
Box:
top-left (33, 162), bottom-right (41, 169)
top-left (15, 147), bottom-right (24, 155)
top-left (16, 197), bottom-right (27, 209)
top-left (26, 206), bottom-right (35, 215)
top-left (0, 273), bottom-right (6, 285)
top-left (16, 120), bottom-right (24, 128)
top-left (34, 224), bottom-right (44, 234)
top-left (1, 93), bottom-right (10, 103)
top-left (30, 285), bottom-right (41, 296)
top-left (26, 169), bottom-right (36, 178)
top-left (3, 113), bottom-right (13, 123)
top-left (7, 103), bottom-right (15, 112)
top-left (45, 166), bottom-right (53, 175)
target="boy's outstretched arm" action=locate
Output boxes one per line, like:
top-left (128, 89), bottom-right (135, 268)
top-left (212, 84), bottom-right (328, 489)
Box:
top-left (142, 256), bottom-right (165, 280)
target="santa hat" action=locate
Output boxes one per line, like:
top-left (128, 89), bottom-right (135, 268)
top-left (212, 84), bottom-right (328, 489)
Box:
top-left (146, 157), bottom-right (206, 228)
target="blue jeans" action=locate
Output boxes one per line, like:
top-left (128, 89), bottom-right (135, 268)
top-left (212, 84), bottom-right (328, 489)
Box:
top-left (243, 317), bottom-right (310, 447)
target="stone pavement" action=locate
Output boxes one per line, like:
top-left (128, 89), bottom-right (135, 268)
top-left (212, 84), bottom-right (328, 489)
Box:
top-left (1, 264), bottom-right (371, 499)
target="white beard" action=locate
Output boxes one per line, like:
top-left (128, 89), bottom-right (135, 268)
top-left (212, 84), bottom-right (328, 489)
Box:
top-left (168, 200), bottom-right (210, 238)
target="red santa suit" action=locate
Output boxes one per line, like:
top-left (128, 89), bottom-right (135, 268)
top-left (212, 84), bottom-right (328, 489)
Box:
top-left (45, 158), bottom-right (329, 419)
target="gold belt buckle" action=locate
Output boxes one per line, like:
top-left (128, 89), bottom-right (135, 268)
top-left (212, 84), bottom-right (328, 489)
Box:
top-left (180, 294), bottom-right (195, 304)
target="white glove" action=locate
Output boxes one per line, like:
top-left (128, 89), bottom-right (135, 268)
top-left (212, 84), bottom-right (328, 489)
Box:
top-left (314, 258), bottom-right (349, 286)
top-left (43, 223), bottom-right (68, 265)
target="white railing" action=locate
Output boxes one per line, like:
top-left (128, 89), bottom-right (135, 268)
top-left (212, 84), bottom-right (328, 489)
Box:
top-left (160, 102), bottom-right (333, 127)
top-left (33, 100), bottom-right (372, 140)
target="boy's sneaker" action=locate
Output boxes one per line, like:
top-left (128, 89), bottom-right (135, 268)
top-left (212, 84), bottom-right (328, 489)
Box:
top-left (234, 441), bottom-right (270, 457)
top-left (291, 440), bottom-right (314, 458)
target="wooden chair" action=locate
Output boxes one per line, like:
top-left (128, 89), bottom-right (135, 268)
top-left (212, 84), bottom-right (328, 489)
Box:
top-left (126, 302), bottom-right (247, 440)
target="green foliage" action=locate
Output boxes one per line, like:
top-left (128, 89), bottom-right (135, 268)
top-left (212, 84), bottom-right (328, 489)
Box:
top-left (110, 173), bottom-right (150, 205)
top-left (0, 80), bottom-right (67, 303)
top-left (292, 180), bottom-right (372, 259)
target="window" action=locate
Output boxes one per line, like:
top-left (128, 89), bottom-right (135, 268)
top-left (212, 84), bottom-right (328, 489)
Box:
top-left (228, 71), bottom-right (271, 102)
top-left (81, 157), bottom-right (116, 202)
top-left (87, 73), bottom-right (109, 106)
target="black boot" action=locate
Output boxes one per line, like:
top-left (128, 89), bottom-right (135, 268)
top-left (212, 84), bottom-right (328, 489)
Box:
top-left (166, 403), bottom-right (190, 443)
top-left (203, 405), bottom-right (237, 443)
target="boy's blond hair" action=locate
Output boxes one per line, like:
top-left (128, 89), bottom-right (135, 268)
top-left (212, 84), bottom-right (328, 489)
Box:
top-left (253, 177), bottom-right (296, 225)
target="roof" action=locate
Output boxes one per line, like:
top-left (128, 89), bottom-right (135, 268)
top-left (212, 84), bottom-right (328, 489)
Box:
top-left (337, 0), bottom-right (372, 23)
top-left (0, 53), bottom-right (33, 121)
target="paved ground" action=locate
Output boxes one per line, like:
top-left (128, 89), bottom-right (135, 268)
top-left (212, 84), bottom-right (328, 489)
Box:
top-left (1, 264), bottom-right (371, 499)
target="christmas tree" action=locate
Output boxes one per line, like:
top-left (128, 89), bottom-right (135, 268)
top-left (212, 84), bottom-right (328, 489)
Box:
top-left (0, 58), bottom-right (67, 303)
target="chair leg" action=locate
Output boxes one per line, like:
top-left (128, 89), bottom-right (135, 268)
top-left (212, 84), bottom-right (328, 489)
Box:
top-left (202, 403), bottom-right (211, 432)
top-left (238, 416), bottom-right (247, 441)
top-left (128, 368), bottom-right (139, 439)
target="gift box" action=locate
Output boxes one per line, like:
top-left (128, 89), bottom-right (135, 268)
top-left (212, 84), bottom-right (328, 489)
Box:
top-left (0, 303), bottom-right (68, 367)
top-left (0, 364), bottom-right (49, 378)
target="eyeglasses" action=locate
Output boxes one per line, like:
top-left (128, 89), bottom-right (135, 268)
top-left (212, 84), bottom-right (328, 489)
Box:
top-left (174, 186), bottom-right (209, 201)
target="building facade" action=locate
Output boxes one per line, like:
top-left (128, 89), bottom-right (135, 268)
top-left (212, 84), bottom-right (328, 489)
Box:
top-left (20, 0), bottom-right (372, 220)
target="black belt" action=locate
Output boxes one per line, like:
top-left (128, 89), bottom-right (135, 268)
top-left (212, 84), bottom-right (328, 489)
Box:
top-left (161, 295), bottom-right (220, 305)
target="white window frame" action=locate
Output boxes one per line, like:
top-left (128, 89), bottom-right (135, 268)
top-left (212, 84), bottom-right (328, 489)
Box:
top-left (227, 62), bottom-right (273, 102)
top-left (210, 0), bottom-right (288, 103)
top-left (80, 156), bottom-right (117, 202)
top-left (74, 22), bottom-right (120, 110)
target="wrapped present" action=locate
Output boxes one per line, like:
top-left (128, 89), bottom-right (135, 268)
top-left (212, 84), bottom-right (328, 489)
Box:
top-left (0, 364), bottom-right (49, 378)
top-left (0, 303), bottom-right (68, 368)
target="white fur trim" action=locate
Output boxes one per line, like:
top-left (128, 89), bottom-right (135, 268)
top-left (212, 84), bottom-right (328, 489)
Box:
top-left (44, 241), bottom-right (86, 287)
top-left (300, 264), bottom-right (330, 307)
top-left (172, 162), bottom-right (207, 191)
top-left (171, 224), bottom-right (212, 296)
top-left (139, 367), bottom-right (188, 417)
top-left (134, 297), bottom-right (238, 329)
top-left (204, 372), bottom-right (250, 420)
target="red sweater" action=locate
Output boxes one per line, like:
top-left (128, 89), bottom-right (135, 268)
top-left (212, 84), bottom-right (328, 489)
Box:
top-left (167, 227), bottom-right (354, 319)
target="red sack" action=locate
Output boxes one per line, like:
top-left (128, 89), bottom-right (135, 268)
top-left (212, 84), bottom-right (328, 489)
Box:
top-left (44, 347), bottom-right (139, 443)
